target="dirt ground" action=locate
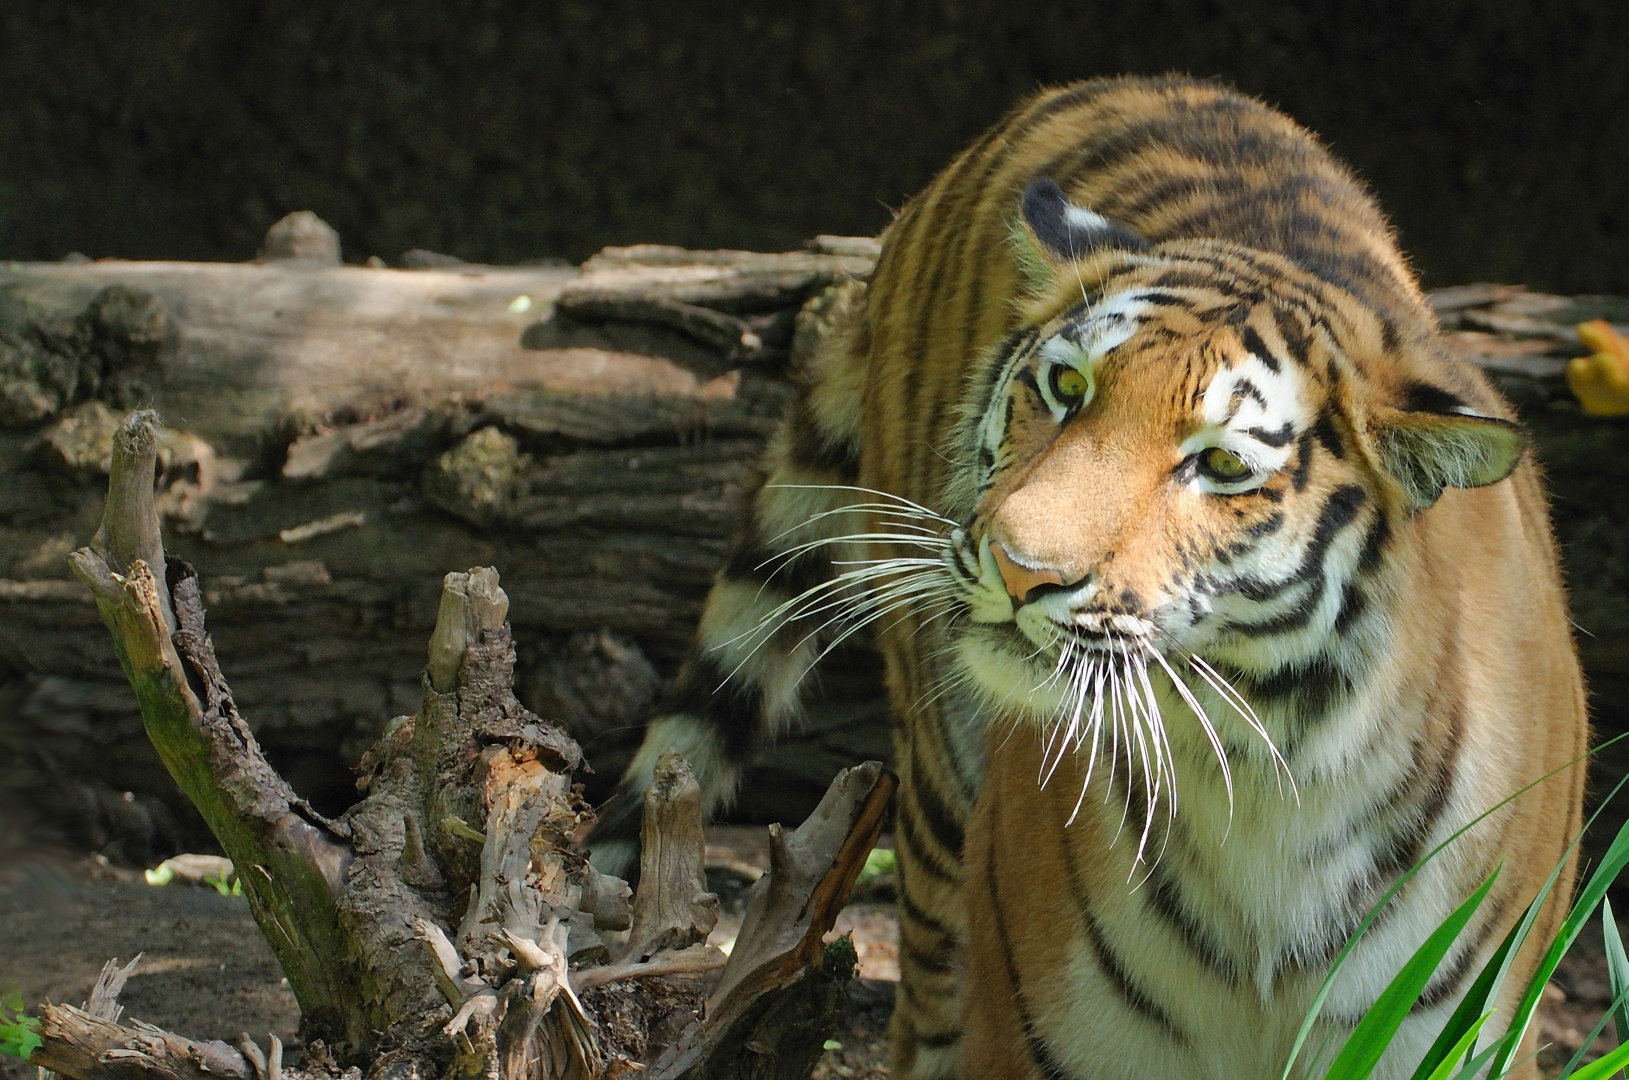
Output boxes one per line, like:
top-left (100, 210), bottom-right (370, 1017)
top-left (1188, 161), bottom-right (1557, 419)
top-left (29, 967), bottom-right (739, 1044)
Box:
top-left (0, 837), bottom-right (1617, 1080)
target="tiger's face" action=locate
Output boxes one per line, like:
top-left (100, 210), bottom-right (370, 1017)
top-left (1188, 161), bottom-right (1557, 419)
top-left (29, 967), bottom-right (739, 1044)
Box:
top-left (933, 179), bottom-right (1522, 772)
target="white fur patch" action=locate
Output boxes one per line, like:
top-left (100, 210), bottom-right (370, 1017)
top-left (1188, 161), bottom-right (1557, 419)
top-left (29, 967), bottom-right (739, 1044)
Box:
top-left (954, 632), bottom-right (1074, 723)
top-left (1067, 290), bottom-right (1147, 357)
top-left (1064, 202), bottom-right (1115, 234)
top-left (1181, 351), bottom-right (1307, 487)
top-left (698, 578), bottom-right (819, 723)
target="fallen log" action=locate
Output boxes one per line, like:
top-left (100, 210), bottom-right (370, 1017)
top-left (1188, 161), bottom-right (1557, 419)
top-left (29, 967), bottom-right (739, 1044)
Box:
top-left (0, 220), bottom-right (1625, 865)
top-left (0, 225), bottom-right (884, 858)
top-left (32, 409), bottom-right (896, 1080)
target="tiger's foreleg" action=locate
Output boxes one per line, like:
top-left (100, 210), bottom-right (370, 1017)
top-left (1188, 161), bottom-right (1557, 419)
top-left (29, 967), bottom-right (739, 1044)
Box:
top-left (588, 280), bottom-right (871, 879)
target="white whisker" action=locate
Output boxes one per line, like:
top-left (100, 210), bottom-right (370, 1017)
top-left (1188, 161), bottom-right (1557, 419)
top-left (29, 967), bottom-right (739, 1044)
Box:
top-left (1189, 655), bottom-right (1298, 801)
top-left (1146, 646), bottom-right (1232, 814)
top-left (764, 483), bottom-right (958, 524)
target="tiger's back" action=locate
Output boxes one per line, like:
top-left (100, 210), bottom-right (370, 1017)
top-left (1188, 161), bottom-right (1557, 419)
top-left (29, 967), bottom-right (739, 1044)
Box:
top-left (597, 76), bottom-right (1587, 1079)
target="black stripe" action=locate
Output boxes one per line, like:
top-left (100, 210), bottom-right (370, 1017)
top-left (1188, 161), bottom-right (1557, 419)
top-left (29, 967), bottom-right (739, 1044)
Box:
top-left (1225, 656), bottom-right (1353, 713)
top-left (1400, 380), bottom-right (1471, 415)
top-left (1223, 570), bottom-right (1298, 604)
top-left (1230, 380), bottom-right (1268, 412)
top-left (785, 400), bottom-right (859, 477)
top-left (1291, 431), bottom-right (1314, 491)
top-left (1312, 410), bottom-right (1346, 459)
top-left (1131, 290), bottom-right (1195, 309)
top-left (1373, 700), bottom-right (1465, 879)
top-left (1271, 303), bottom-right (1311, 362)
top-left (907, 771), bottom-right (967, 860)
top-left (926, 690), bottom-right (984, 804)
top-left (1277, 232), bottom-right (1394, 308)
top-left (898, 880), bottom-right (958, 944)
top-left (1410, 887), bottom-right (1511, 1016)
top-left (902, 938), bottom-right (959, 975)
top-left (1245, 512), bottom-right (1286, 538)
top-left (1332, 581), bottom-right (1367, 635)
top-left (1177, 248), bottom-right (1275, 282)
top-left (1379, 314), bottom-right (1404, 355)
top-left (1055, 788), bottom-right (1189, 1041)
top-left (1101, 172), bottom-right (1254, 227)
top-left (1238, 324), bottom-right (1282, 373)
top-left (1059, 99), bottom-right (1261, 194)
top-left (1152, 267), bottom-right (1251, 296)
top-left (973, 328), bottom-right (1037, 430)
top-left (1143, 860), bottom-right (1244, 985)
top-left (1409, 927), bottom-right (1485, 1014)
top-left (668, 653), bottom-right (761, 758)
top-left (723, 544), bottom-right (827, 598)
top-left (1231, 485), bottom-right (1366, 636)
top-left (896, 802), bottom-right (961, 884)
top-left (1356, 512), bottom-right (1391, 573)
top-left (1247, 421), bottom-right (1295, 447)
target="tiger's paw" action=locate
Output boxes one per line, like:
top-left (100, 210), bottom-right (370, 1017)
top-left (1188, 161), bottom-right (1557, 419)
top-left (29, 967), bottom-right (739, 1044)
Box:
top-left (1568, 319), bottom-right (1629, 416)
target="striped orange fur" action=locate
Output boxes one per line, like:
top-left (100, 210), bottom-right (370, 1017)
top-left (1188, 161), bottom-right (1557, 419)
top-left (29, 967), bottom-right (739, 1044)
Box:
top-left (594, 76), bottom-right (1587, 1078)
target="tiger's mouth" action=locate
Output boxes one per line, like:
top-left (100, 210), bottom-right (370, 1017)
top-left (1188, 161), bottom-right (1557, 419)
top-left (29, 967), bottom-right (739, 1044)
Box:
top-left (948, 580), bottom-right (1295, 859)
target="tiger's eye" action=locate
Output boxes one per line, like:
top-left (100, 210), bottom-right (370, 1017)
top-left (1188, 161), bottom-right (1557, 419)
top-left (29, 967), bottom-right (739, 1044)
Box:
top-left (1202, 447), bottom-right (1252, 481)
top-left (1050, 365), bottom-right (1089, 402)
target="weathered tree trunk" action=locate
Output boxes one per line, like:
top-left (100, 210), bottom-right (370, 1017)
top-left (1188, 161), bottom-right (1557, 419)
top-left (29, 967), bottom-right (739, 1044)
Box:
top-left (39, 409), bottom-right (896, 1080)
top-left (0, 233), bottom-right (1626, 867)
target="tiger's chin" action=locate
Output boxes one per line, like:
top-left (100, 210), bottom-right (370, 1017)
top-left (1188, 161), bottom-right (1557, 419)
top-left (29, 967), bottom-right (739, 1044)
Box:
top-left (952, 625), bottom-right (1099, 724)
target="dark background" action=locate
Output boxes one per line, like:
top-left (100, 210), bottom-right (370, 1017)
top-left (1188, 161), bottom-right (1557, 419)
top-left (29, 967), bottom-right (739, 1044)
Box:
top-left (2, 1), bottom-right (1628, 292)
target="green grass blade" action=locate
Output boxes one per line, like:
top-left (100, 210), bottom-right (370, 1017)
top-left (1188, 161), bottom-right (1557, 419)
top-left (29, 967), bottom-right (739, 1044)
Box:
top-left (1602, 897), bottom-right (1629, 1080)
top-left (1563, 1040), bottom-right (1629, 1080)
top-left (1279, 733), bottom-right (1627, 1080)
top-left (1324, 867), bottom-right (1500, 1080)
top-left (1419, 1012), bottom-right (1491, 1080)
top-left (1408, 841), bottom-right (1581, 1080)
top-left (1488, 811), bottom-right (1629, 1075)
top-left (1557, 978), bottom-right (1629, 1078)
top-left (1448, 1039), bottom-right (1504, 1080)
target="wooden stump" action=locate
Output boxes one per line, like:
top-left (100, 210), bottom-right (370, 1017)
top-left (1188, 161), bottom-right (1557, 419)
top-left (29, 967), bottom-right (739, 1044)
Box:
top-left (35, 409), bottom-right (897, 1080)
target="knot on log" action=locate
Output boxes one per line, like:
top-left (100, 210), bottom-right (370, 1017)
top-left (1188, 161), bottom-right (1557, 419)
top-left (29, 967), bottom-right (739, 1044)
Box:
top-left (259, 212), bottom-right (342, 265)
top-left (0, 283), bottom-right (172, 427)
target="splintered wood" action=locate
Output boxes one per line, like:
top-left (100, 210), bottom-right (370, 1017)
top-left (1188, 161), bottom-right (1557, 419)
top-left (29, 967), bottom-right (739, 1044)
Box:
top-left (45, 409), bottom-right (896, 1080)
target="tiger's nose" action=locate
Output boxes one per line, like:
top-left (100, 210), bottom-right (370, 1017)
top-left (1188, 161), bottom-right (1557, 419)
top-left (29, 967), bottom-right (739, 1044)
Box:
top-left (989, 542), bottom-right (1078, 606)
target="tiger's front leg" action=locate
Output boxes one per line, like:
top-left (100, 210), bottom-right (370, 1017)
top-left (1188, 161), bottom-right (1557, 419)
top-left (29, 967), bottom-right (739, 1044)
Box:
top-left (888, 728), bottom-right (974, 1080)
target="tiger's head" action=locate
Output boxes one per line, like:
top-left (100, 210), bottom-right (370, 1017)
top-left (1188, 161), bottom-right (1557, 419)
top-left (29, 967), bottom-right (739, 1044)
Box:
top-left (937, 177), bottom-right (1523, 791)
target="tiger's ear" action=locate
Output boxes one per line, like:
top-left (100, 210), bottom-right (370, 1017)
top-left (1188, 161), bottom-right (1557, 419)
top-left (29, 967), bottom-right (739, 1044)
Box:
top-left (1371, 390), bottom-right (1525, 508)
top-left (1013, 177), bottom-right (1148, 289)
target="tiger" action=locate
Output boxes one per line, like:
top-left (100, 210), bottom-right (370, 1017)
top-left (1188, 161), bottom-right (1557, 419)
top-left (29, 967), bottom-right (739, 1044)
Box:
top-left (588, 75), bottom-right (1588, 1079)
